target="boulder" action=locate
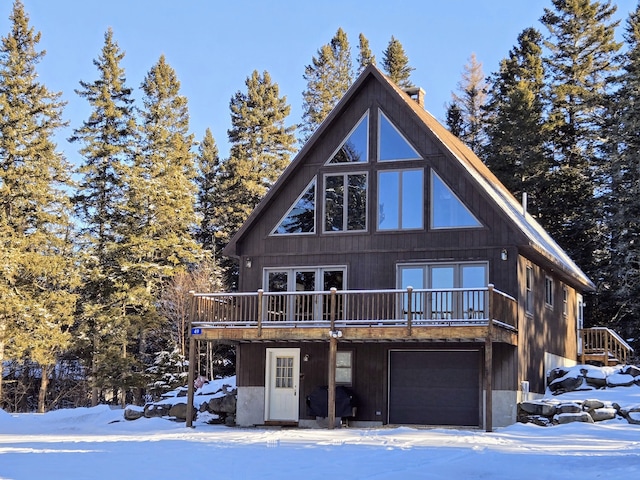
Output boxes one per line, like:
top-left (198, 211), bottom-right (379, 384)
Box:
top-left (124, 407), bottom-right (145, 421)
top-left (519, 401), bottom-right (558, 417)
top-left (144, 403), bottom-right (172, 418)
top-left (548, 375), bottom-right (584, 394)
top-left (589, 408), bottom-right (617, 422)
top-left (582, 399), bottom-right (605, 411)
top-left (169, 403), bottom-right (195, 421)
top-left (606, 374), bottom-right (635, 387)
top-left (622, 365), bottom-right (640, 377)
top-left (556, 412), bottom-right (594, 424)
top-left (557, 403), bottom-right (582, 414)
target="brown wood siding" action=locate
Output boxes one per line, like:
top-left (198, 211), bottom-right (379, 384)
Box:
top-left (237, 340), bottom-right (515, 424)
top-left (517, 255), bottom-right (579, 393)
top-left (235, 75), bottom-right (526, 300)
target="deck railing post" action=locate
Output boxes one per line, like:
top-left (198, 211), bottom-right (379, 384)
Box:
top-left (406, 286), bottom-right (413, 336)
top-left (257, 289), bottom-right (263, 337)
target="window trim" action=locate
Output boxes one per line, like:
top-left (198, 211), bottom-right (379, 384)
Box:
top-left (322, 171), bottom-right (368, 234)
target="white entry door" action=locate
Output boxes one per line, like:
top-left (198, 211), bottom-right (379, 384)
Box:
top-left (265, 348), bottom-right (300, 422)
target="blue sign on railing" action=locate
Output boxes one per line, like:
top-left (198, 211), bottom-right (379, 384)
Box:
top-left (191, 328), bottom-right (202, 335)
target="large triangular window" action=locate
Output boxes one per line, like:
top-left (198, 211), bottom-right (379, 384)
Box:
top-left (378, 110), bottom-right (421, 162)
top-left (327, 112), bottom-right (368, 164)
top-left (431, 172), bottom-right (482, 229)
top-left (272, 178), bottom-right (316, 235)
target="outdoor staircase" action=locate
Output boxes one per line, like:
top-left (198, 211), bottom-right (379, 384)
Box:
top-left (580, 327), bottom-right (634, 366)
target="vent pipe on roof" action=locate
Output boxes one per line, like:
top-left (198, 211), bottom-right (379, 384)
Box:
top-left (403, 86), bottom-right (425, 108)
top-left (522, 192), bottom-right (528, 217)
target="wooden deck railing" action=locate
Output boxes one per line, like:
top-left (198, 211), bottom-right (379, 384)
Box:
top-left (580, 327), bottom-right (634, 365)
top-left (190, 285), bottom-right (518, 332)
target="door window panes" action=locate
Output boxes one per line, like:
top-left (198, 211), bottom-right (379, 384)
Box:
top-left (275, 357), bottom-right (294, 388)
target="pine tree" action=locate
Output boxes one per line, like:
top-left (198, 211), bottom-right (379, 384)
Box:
top-left (381, 36), bottom-right (414, 88)
top-left (357, 33), bottom-right (375, 74)
top-left (604, 5), bottom-right (640, 349)
top-left (195, 128), bottom-right (221, 253)
top-left (118, 54), bottom-right (201, 396)
top-left (446, 53), bottom-right (487, 153)
top-left (301, 28), bottom-right (353, 142)
top-left (217, 70), bottom-right (296, 286)
top-left (0, 0), bottom-right (78, 412)
top-left (482, 28), bottom-right (549, 218)
top-left (541, 0), bottom-right (621, 311)
top-left (69, 28), bottom-right (137, 406)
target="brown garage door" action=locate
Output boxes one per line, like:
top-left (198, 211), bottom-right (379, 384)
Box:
top-left (388, 350), bottom-right (480, 426)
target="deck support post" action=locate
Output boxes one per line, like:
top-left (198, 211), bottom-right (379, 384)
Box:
top-left (186, 291), bottom-right (197, 428)
top-left (485, 284), bottom-right (494, 433)
top-left (328, 287), bottom-right (337, 429)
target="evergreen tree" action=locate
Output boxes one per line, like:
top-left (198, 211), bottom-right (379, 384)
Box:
top-left (217, 70), bottom-right (296, 286)
top-left (381, 36), bottom-right (414, 88)
top-left (357, 33), bottom-right (375, 74)
top-left (69, 28), bottom-right (137, 406)
top-left (118, 54), bottom-right (201, 395)
top-left (446, 53), bottom-right (487, 153)
top-left (195, 128), bottom-right (221, 253)
top-left (482, 28), bottom-right (549, 218)
top-left (605, 5), bottom-right (640, 349)
top-left (0, 0), bottom-right (78, 412)
top-left (541, 0), bottom-right (621, 315)
top-left (301, 28), bottom-right (353, 142)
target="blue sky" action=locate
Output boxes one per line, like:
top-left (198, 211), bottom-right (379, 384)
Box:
top-left (1, 0), bottom-right (637, 164)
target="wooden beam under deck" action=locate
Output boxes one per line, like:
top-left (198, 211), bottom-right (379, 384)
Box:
top-left (191, 324), bottom-right (518, 345)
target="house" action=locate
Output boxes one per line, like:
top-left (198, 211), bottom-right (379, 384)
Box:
top-left (186, 64), bottom-right (599, 431)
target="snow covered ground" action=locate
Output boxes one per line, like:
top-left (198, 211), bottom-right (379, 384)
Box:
top-left (1, 382), bottom-right (640, 479)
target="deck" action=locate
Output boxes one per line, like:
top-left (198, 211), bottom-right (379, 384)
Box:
top-left (188, 285), bottom-right (519, 345)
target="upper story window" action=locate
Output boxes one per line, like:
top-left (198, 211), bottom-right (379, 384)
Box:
top-left (525, 266), bottom-right (533, 314)
top-left (378, 110), bottom-right (421, 162)
top-left (272, 178), bottom-right (316, 235)
top-left (327, 112), bottom-right (368, 164)
top-left (431, 171), bottom-right (482, 229)
top-left (378, 169), bottom-right (423, 230)
top-left (545, 276), bottom-right (554, 308)
top-left (562, 286), bottom-right (568, 316)
top-left (324, 173), bottom-right (367, 232)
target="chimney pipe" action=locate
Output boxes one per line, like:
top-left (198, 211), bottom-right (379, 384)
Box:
top-left (403, 86), bottom-right (425, 108)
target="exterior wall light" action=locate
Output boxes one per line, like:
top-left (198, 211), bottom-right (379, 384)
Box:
top-left (501, 249), bottom-right (508, 261)
top-left (245, 257), bottom-right (252, 268)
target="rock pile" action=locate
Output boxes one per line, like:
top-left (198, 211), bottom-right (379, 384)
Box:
top-left (124, 377), bottom-right (237, 424)
top-left (518, 364), bottom-right (640, 426)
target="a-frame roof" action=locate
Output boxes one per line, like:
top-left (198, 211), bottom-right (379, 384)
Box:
top-left (224, 64), bottom-right (595, 292)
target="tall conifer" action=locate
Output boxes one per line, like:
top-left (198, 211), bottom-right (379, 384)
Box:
top-left (541, 0), bottom-right (621, 311)
top-left (70, 28), bottom-right (137, 405)
top-left (0, 0), bottom-right (77, 411)
top-left (482, 28), bottom-right (549, 218)
top-left (381, 36), bottom-right (414, 88)
top-left (217, 70), bottom-right (296, 286)
top-left (357, 33), bottom-right (376, 74)
top-left (301, 28), bottom-right (353, 141)
top-left (446, 53), bottom-right (487, 153)
top-left (605, 5), bottom-right (640, 348)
